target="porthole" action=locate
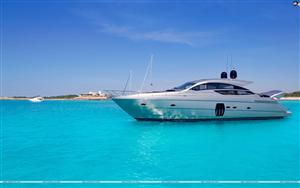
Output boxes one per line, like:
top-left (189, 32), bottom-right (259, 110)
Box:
top-left (170, 104), bottom-right (176, 107)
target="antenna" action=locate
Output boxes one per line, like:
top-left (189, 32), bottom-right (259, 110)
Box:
top-left (230, 54), bottom-right (233, 70)
top-left (139, 54), bottom-right (154, 93)
top-left (226, 55), bottom-right (229, 73)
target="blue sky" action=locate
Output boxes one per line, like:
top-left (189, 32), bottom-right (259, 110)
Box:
top-left (2, 0), bottom-right (299, 96)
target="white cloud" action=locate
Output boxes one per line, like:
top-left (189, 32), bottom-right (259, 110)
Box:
top-left (98, 23), bottom-right (214, 46)
top-left (78, 10), bottom-right (216, 46)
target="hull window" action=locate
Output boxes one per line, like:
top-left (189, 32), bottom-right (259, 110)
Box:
top-left (215, 90), bottom-right (254, 95)
top-left (215, 103), bottom-right (225, 116)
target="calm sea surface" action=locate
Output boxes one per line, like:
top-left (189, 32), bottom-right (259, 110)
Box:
top-left (1, 100), bottom-right (299, 188)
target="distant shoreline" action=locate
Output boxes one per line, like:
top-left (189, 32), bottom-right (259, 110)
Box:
top-left (0, 97), bottom-right (109, 101)
top-left (1, 97), bottom-right (300, 101)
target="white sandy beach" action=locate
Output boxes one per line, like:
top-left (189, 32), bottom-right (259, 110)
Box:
top-left (280, 97), bottom-right (300, 101)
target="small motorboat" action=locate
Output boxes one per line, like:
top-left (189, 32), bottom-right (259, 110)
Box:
top-left (29, 96), bottom-right (44, 103)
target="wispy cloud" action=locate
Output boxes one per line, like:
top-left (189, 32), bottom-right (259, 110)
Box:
top-left (77, 10), bottom-right (217, 46)
top-left (98, 23), bottom-right (213, 46)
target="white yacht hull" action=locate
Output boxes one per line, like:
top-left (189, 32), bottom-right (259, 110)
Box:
top-left (29, 97), bottom-right (44, 103)
top-left (113, 92), bottom-right (290, 121)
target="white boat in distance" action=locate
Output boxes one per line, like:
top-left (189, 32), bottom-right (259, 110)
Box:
top-left (113, 70), bottom-right (290, 121)
top-left (29, 96), bottom-right (44, 103)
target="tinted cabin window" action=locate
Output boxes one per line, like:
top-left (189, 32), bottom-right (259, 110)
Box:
top-left (190, 82), bottom-right (254, 95)
top-left (237, 90), bottom-right (254, 95)
top-left (195, 83), bottom-right (239, 90)
top-left (191, 84), bottom-right (207, 91)
top-left (191, 83), bottom-right (237, 90)
top-left (233, 85), bottom-right (248, 90)
top-left (219, 84), bottom-right (234, 89)
top-left (215, 90), bottom-right (254, 95)
top-left (208, 83), bottom-right (248, 90)
top-left (208, 83), bottom-right (244, 90)
top-left (207, 83), bottom-right (218, 89)
top-left (200, 83), bottom-right (235, 90)
top-left (200, 84), bottom-right (207, 90)
top-left (191, 85), bottom-right (200, 91)
top-left (216, 90), bottom-right (237, 95)
top-left (174, 81), bottom-right (196, 90)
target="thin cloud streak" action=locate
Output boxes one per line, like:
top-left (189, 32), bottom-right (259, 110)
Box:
top-left (99, 23), bottom-right (213, 46)
top-left (78, 11), bottom-right (216, 46)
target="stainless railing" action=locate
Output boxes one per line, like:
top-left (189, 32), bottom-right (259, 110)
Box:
top-left (103, 90), bottom-right (139, 98)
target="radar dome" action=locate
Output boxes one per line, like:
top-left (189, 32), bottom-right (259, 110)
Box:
top-left (230, 70), bottom-right (237, 79)
top-left (221, 72), bottom-right (227, 79)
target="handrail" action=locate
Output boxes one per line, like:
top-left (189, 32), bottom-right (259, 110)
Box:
top-left (103, 90), bottom-right (139, 98)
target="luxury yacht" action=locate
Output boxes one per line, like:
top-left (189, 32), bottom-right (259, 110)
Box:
top-left (113, 70), bottom-right (290, 121)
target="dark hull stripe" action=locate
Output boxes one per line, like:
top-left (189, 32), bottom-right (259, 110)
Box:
top-left (135, 116), bottom-right (285, 122)
top-left (114, 98), bottom-right (277, 104)
top-left (155, 107), bottom-right (285, 113)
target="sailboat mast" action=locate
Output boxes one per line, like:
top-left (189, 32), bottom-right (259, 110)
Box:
top-left (139, 54), bottom-right (154, 93)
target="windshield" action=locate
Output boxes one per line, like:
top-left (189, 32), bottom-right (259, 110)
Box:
top-left (173, 81), bottom-right (196, 90)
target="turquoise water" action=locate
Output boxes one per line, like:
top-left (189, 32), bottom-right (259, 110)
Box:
top-left (1, 100), bottom-right (299, 188)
